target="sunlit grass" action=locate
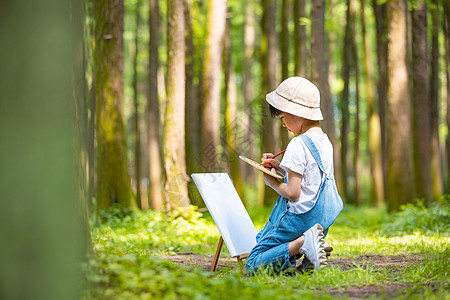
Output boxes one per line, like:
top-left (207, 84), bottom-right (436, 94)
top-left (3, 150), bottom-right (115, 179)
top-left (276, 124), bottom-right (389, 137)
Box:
top-left (83, 201), bottom-right (450, 299)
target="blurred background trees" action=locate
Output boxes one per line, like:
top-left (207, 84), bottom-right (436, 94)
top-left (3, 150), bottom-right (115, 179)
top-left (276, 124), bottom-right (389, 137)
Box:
top-left (78, 0), bottom-right (450, 213)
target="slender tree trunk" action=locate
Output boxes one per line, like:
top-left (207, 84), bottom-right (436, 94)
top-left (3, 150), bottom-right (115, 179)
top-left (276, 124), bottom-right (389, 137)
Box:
top-left (361, 0), bottom-right (384, 207)
top-left (372, 0), bottom-right (388, 197)
top-left (132, 0), bottom-right (142, 209)
top-left (94, 0), bottom-right (135, 213)
top-left (260, 0), bottom-right (280, 206)
top-left (386, 0), bottom-right (415, 211)
top-left (430, 0), bottom-right (443, 202)
top-left (341, 0), bottom-right (351, 203)
top-left (224, 15), bottom-right (245, 202)
top-left (280, 0), bottom-right (290, 148)
top-left (294, 0), bottom-right (307, 77)
top-left (411, 3), bottom-right (432, 203)
top-left (201, 0), bottom-right (227, 172)
top-left (165, 0), bottom-right (190, 211)
top-left (311, 0), bottom-right (339, 190)
top-left (242, 0), bottom-right (257, 184)
top-left (148, 0), bottom-right (164, 211)
top-left (444, 0), bottom-right (450, 193)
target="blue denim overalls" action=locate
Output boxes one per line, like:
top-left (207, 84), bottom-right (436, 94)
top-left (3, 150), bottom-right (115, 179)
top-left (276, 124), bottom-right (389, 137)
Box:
top-left (245, 134), bottom-right (343, 274)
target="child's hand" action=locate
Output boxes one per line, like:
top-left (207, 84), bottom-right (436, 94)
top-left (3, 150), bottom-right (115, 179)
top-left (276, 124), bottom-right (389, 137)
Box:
top-left (261, 153), bottom-right (280, 170)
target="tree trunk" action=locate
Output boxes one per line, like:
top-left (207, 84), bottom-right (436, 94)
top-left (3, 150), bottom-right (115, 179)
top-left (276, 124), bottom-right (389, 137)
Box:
top-left (361, 0), bottom-right (384, 207)
top-left (165, 0), bottom-right (190, 211)
top-left (148, 0), bottom-right (164, 211)
top-left (386, 0), bottom-right (415, 211)
top-left (0, 0), bottom-right (86, 297)
top-left (411, 3), bottom-right (432, 203)
top-left (430, 0), bottom-right (443, 202)
top-left (242, 0), bottom-right (257, 184)
top-left (224, 15), bottom-right (245, 203)
top-left (201, 0), bottom-right (227, 172)
top-left (341, 0), bottom-right (352, 203)
top-left (294, 0), bottom-right (307, 77)
top-left (310, 0), bottom-right (339, 190)
top-left (372, 0), bottom-right (388, 197)
top-left (94, 0), bottom-right (135, 213)
top-left (260, 0), bottom-right (280, 206)
top-left (280, 0), bottom-right (290, 148)
top-left (132, 0), bottom-right (142, 209)
top-left (444, 0), bottom-right (450, 193)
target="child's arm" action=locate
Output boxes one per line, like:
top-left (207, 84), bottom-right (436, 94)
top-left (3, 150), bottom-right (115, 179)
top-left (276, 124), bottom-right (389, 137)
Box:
top-left (263, 169), bottom-right (302, 202)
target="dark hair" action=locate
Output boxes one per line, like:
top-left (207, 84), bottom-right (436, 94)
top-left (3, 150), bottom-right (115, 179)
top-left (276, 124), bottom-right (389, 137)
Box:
top-left (268, 103), bottom-right (282, 117)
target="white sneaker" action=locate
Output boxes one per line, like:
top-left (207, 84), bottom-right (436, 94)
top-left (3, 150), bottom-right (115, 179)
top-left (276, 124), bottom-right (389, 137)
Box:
top-left (299, 223), bottom-right (328, 270)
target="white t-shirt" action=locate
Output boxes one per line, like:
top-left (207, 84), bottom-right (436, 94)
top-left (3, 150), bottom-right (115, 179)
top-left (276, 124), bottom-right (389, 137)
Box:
top-left (279, 132), bottom-right (334, 213)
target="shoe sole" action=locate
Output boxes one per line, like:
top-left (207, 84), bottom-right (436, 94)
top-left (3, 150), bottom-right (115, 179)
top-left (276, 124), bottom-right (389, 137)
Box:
top-left (306, 223), bottom-right (328, 270)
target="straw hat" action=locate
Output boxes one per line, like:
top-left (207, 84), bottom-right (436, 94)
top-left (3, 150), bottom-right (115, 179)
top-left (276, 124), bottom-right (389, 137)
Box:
top-left (266, 77), bottom-right (323, 121)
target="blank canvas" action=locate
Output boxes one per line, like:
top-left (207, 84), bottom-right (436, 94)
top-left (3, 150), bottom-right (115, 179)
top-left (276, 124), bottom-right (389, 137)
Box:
top-left (191, 173), bottom-right (257, 258)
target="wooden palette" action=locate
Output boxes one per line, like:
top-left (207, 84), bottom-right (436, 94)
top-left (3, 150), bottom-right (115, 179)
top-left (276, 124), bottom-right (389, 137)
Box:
top-left (239, 155), bottom-right (284, 180)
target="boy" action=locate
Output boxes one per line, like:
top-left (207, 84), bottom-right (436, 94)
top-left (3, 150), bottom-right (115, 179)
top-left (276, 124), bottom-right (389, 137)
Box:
top-left (245, 77), bottom-right (343, 274)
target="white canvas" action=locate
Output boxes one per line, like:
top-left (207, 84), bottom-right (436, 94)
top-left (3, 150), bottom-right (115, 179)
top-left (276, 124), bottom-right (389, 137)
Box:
top-left (191, 173), bottom-right (257, 258)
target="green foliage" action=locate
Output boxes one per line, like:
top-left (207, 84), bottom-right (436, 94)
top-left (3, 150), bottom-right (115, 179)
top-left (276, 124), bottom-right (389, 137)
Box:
top-left (381, 195), bottom-right (450, 236)
top-left (83, 203), bottom-right (450, 299)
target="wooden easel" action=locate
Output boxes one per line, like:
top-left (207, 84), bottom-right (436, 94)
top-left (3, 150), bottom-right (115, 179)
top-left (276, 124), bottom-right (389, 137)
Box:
top-left (211, 236), bottom-right (249, 272)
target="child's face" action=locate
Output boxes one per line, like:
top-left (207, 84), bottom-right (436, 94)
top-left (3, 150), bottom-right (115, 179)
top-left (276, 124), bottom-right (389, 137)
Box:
top-left (279, 112), bottom-right (303, 135)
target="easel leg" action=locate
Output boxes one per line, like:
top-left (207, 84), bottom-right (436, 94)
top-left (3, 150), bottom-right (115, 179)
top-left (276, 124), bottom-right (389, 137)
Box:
top-left (211, 236), bottom-right (223, 271)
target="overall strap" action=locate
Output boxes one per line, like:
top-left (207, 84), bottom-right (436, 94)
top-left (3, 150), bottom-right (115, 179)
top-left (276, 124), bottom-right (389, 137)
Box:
top-left (299, 134), bottom-right (332, 178)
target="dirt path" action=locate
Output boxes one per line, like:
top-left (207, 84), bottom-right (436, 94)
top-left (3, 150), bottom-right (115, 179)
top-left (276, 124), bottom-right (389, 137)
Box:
top-left (163, 252), bottom-right (428, 298)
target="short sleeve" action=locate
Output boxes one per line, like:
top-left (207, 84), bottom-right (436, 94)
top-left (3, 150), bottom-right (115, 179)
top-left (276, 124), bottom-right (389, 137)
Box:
top-left (280, 137), bottom-right (307, 176)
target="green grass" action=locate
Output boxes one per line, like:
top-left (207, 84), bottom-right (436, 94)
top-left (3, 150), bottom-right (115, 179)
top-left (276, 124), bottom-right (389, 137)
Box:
top-left (83, 199), bottom-right (450, 299)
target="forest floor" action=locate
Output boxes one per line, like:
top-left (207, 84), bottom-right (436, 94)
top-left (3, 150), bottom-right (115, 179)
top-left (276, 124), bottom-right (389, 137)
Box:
top-left (164, 252), bottom-right (433, 299)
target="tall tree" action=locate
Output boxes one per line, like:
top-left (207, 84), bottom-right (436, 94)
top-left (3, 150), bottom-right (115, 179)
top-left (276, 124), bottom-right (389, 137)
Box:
top-left (361, 0), bottom-right (384, 207)
top-left (201, 0), bottom-right (227, 172)
top-left (372, 0), bottom-right (388, 195)
top-left (411, 2), bottom-right (432, 203)
top-left (165, 0), bottom-right (190, 211)
top-left (0, 0), bottom-right (85, 298)
top-left (242, 0), bottom-right (257, 183)
top-left (445, 0), bottom-right (450, 193)
top-left (341, 0), bottom-right (353, 202)
top-left (280, 0), bottom-right (290, 148)
top-left (184, 0), bottom-right (201, 203)
top-left (94, 0), bottom-right (135, 212)
top-left (260, 0), bottom-right (280, 206)
top-left (224, 14), bottom-right (245, 202)
top-left (310, 0), bottom-right (339, 190)
top-left (386, 0), bottom-right (415, 211)
top-left (294, 0), bottom-right (307, 77)
top-left (430, 0), bottom-right (443, 201)
top-left (148, 0), bottom-right (164, 211)
top-left (132, 0), bottom-right (143, 208)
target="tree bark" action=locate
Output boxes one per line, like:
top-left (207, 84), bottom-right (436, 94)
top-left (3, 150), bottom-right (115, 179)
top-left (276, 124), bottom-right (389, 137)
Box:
top-left (132, 0), bottom-right (142, 209)
top-left (280, 0), bottom-right (290, 148)
top-left (224, 15), bottom-right (245, 203)
top-left (294, 0), bottom-right (307, 77)
top-left (201, 0), bottom-right (227, 172)
top-left (386, 0), bottom-right (415, 211)
top-left (372, 0), bottom-right (388, 197)
top-left (411, 3), bottom-right (432, 203)
top-left (148, 0), bottom-right (164, 211)
top-left (361, 0), bottom-right (384, 207)
top-left (165, 0), bottom-right (190, 211)
top-left (430, 0), bottom-right (443, 201)
top-left (94, 0), bottom-right (135, 212)
top-left (242, 0), bottom-right (257, 184)
top-left (444, 0), bottom-right (450, 194)
top-left (310, 0), bottom-right (339, 190)
top-left (260, 0), bottom-right (280, 206)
